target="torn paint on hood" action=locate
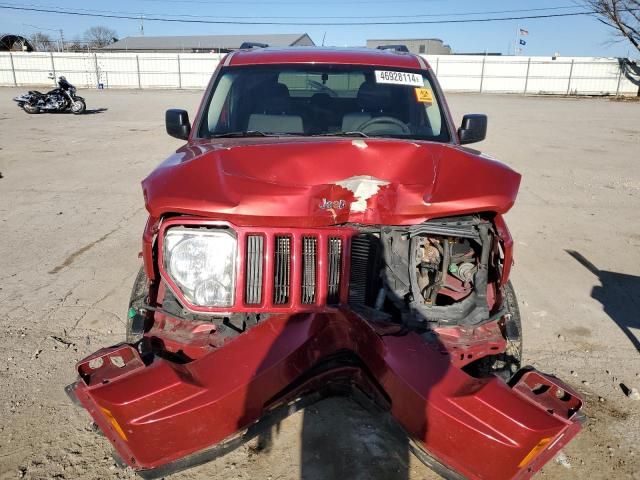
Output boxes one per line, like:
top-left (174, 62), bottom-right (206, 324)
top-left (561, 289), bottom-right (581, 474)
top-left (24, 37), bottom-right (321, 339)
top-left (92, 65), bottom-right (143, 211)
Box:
top-left (142, 137), bottom-right (521, 227)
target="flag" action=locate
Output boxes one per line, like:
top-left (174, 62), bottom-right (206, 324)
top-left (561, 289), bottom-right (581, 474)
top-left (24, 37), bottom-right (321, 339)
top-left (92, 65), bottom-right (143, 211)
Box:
top-left (519, 28), bottom-right (529, 36)
top-left (519, 39), bottom-right (527, 46)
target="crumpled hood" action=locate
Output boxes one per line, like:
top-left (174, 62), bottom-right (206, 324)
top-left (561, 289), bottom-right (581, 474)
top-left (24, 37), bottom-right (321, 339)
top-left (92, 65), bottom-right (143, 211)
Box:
top-left (142, 137), bottom-right (521, 226)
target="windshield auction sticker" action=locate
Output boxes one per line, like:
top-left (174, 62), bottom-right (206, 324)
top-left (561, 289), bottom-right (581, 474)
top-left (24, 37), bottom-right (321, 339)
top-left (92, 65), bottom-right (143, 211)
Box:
top-left (414, 87), bottom-right (433, 104)
top-left (375, 70), bottom-right (424, 87)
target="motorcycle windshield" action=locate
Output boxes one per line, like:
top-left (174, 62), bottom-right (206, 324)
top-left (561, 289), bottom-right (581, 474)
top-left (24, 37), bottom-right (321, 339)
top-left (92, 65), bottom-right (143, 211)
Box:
top-left (58, 78), bottom-right (73, 90)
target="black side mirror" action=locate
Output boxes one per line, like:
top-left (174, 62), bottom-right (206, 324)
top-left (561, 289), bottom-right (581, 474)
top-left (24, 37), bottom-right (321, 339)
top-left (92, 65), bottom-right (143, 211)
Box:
top-left (458, 114), bottom-right (487, 145)
top-left (166, 109), bottom-right (191, 140)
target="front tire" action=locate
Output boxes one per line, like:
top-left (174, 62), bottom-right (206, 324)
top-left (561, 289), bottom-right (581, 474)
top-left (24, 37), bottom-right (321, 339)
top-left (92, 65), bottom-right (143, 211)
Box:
top-left (126, 267), bottom-right (149, 343)
top-left (23, 103), bottom-right (39, 114)
top-left (464, 281), bottom-right (523, 381)
top-left (70, 97), bottom-right (86, 114)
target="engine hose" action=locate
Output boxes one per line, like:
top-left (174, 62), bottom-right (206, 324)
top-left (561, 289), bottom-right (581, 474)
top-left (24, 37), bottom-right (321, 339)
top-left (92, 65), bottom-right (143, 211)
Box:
top-left (428, 239), bottom-right (450, 303)
top-left (408, 223), bottom-right (492, 326)
top-left (474, 223), bottom-right (490, 306)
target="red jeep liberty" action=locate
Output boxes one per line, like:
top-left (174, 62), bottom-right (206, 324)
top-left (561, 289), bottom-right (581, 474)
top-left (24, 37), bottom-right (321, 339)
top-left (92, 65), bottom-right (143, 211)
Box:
top-left (67, 46), bottom-right (583, 480)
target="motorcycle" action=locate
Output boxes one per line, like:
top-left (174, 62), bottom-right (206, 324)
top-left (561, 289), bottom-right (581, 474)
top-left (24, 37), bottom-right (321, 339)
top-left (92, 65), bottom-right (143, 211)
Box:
top-left (13, 76), bottom-right (86, 114)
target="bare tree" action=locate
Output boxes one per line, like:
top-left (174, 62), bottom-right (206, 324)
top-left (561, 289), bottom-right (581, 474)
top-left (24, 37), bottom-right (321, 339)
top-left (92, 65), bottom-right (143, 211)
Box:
top-left (29, 32), bottom-right (53, 52)
top-left (586, 0), bottom-right (640, 53)
top-left (84, 26), bottom-right (118, 49)
top-left (586, 1), bottom-right (640, 94)
top-left (66, 36), bottom-right (87, 53)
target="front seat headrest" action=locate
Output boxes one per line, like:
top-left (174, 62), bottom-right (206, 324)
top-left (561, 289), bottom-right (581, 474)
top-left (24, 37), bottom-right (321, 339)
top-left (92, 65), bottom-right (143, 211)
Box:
top-left (357, 81), bottom-right (394, 112)
top-left (255, 82), bottom-right (292, 114)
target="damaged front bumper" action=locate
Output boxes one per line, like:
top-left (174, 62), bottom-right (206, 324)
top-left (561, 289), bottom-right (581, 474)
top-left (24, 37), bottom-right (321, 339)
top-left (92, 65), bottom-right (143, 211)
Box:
top-left (67, 309), bottom-right (583, 480)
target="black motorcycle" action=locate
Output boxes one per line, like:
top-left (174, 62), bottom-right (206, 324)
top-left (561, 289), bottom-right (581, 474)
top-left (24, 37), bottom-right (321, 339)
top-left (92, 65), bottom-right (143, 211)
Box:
top-left (13, 76), bottom-right (86, 114)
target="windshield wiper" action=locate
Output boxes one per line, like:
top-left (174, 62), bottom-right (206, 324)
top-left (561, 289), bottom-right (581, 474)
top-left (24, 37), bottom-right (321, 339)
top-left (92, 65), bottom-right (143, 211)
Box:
top-left (210, 130), bottom-right (268, 138)
top-left (312, 131), bottom-right (369, 138)
top-left (211, 131), bottom-right (305, 138)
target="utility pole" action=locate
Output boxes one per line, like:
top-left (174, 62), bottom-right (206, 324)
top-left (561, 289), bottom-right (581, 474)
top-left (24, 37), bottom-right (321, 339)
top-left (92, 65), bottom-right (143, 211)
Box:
top-left (59, 29), bottom-right (64, 52)
top-left (140, 15), bottom-right (144, 36)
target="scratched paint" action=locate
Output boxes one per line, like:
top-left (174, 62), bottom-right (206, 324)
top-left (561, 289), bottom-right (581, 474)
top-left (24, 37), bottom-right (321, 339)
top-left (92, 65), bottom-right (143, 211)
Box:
top-left (334, 175), bottom-right (390, 213)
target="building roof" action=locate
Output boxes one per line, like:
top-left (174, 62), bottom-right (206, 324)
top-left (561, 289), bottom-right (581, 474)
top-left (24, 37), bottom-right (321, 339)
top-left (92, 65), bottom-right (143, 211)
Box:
top-left (367, 38), bottom-right (446, 42)
top-left (103, 33), bottom-right (314, 51)
top-left (228, 46), bottom-right (428, 70)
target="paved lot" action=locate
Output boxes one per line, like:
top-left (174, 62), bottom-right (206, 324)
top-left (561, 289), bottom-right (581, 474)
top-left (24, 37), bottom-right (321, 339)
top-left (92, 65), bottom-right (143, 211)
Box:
top-left (0, 88), bottom-right (638, 480)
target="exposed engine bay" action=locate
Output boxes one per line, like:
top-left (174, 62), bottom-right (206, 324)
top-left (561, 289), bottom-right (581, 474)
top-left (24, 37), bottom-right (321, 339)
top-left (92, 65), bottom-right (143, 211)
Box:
top-left (349, 215), bottom-right (498, 328)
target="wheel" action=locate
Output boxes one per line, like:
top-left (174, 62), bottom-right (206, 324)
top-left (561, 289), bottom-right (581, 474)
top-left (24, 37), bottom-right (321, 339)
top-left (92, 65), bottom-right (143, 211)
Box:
top-left (126, 267), bottom-right (149, 343)
top-left (70, 97), bottom-right (86, 114)
top-left (23, 103), bottom-right (39, 114)
top-left (464, 281), bottom-right (523, 382)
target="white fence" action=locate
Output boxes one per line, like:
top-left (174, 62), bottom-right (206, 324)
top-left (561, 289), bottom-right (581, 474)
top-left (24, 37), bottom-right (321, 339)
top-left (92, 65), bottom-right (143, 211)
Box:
top-left (0, 52), bottom-right (223, 90)
top-left (0, 51), bottom-right (637, 95)
top-left (430, 55), bottom-right (637, 95)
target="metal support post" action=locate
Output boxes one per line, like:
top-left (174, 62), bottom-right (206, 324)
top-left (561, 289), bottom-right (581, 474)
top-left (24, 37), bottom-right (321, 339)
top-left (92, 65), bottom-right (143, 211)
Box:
top-left (523, 57), bottom-right (531, 94)
top-left (177, 54), bottom-right (182, 89)
top-left (615, 65), bottom-right (623, 96)
top-left (94, 53), bottom-right (100, 87)
top-left (9, 51), bottom-right (17, 86)
top-left (479, 56), bottom-right (486, 93)
top-left (136, 55), bottom-right (142, 89)
top-left (566, 59), bottom-right (575, 95)
top-left (50, 52), bottom-right (56, 85)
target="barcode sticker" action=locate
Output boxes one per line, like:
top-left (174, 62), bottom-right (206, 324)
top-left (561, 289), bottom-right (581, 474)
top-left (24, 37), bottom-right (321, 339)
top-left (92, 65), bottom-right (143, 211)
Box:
top-left (375, 70), bottom-right (424, 87)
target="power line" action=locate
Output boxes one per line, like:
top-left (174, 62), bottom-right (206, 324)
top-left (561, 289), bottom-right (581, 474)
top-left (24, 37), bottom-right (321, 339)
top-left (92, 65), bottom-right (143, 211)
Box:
top-left (6, 3), bottom-right (587, 21)
top-left (134, 0), bottom-right (450, 4)
top-left (0, 4), bottom-right (599, 26)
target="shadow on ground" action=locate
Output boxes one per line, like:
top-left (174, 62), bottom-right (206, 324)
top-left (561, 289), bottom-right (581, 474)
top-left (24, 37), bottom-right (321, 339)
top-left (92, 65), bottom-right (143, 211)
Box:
top-left (83, 108), bottom-right (108, 115)
top-left (566, 249), bottom-right (640, 352)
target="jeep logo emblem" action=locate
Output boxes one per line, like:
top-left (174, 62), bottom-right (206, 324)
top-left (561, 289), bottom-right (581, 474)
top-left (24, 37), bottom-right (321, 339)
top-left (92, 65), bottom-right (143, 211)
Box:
top-left (319, 198), bottom-right (346, 210)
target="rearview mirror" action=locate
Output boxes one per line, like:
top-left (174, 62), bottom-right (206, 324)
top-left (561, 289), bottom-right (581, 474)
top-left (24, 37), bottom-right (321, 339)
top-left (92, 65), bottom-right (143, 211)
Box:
top-left (166, 109), bottom-right (191, 140)
top-left (458, 114), bottom-right (487, 145)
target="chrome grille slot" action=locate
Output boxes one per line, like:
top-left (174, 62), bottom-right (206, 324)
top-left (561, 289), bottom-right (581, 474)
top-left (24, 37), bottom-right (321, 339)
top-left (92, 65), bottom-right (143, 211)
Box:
top-left (348, 234), bottom-right (370, 305)
top-left (301, 237), bottom-right (317, 304)
top-left (273, 236), bottom-right (291, 304)
top-left (245, 235), bottom-right (264, 305)
top-left (327, 237), bottom-right (342, 304)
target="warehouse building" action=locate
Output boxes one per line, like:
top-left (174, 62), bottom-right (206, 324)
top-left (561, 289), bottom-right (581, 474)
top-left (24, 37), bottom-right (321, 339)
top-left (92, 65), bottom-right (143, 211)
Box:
top-left (366, 38), bottom-right (452, 55)
top-left (102, 33), bottom-right (315, 53)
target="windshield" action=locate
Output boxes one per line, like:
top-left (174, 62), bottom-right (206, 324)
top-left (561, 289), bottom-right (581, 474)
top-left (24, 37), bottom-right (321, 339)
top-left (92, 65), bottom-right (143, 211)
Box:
top-left (198, 65), bottom-right (450, 142)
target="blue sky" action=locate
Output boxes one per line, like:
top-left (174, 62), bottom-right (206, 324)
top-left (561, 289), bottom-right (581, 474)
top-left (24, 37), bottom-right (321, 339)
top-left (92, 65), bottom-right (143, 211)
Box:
top-left (1, 0), bottom-right (637, 58)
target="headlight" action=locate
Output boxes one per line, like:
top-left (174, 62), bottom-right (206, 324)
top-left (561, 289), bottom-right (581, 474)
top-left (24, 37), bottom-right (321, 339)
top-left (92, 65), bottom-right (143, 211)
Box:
top-left (163, 227), bottom-right (236, 307)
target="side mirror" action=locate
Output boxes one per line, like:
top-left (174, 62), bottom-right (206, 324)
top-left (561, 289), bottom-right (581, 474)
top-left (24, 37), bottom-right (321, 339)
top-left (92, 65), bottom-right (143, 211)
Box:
top-left (458, 114), bottom-right (487, 145)
top-left (166, 109), bottom-right (191, 140)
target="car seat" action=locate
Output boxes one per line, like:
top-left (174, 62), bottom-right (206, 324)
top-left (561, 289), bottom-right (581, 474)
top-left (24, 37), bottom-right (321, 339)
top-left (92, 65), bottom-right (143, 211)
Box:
top-left (341, 81), bottom-right (394, 132)
top-left (247, 82), bottom-right (304, 134)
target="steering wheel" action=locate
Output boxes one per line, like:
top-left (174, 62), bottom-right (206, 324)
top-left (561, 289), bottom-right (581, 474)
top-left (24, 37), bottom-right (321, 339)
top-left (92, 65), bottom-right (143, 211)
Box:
top-left (358, 116), bottom-right (411, 135)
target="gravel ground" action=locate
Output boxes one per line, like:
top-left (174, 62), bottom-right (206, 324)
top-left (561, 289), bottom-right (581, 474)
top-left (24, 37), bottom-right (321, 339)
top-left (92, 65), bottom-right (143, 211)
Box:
top-left (0, 88), bottom-right (638, 480)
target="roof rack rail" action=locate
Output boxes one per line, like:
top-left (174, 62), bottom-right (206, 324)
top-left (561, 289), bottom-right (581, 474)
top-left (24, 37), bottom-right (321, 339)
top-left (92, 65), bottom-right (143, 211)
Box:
top-left (239, 42), bottom-right (269, 49)
top-left (376, 44), bottom-right (409, 53)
